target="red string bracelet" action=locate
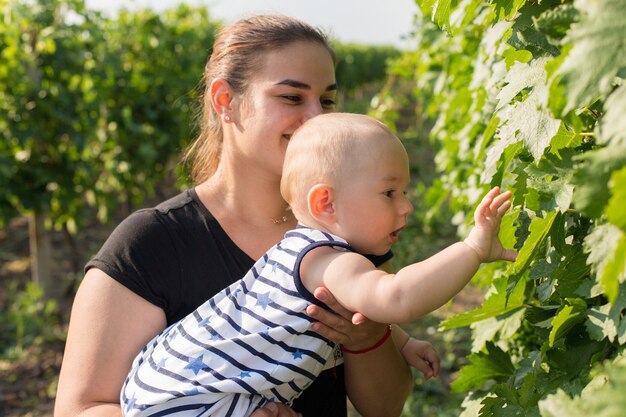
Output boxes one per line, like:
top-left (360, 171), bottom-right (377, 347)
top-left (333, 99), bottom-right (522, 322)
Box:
top-left (341, 324), bottom-right (392, 354)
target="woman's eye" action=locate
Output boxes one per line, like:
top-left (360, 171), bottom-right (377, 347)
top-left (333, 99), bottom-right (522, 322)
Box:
top-left (282, 95), bottom-right (302, 103)
top-left (321, 97), bottom-right (336, 109)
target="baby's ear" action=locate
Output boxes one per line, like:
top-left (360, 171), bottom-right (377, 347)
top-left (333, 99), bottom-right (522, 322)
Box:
top-left (307, 184), bottom-right (336, 223)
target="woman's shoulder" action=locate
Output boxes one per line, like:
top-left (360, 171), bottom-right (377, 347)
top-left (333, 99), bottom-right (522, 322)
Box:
top-left (121, 189), bottom-right (203, 232)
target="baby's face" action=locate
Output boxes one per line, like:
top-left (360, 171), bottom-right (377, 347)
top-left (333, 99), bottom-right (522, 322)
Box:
top-left (332, 137), bottom-right (413, 255)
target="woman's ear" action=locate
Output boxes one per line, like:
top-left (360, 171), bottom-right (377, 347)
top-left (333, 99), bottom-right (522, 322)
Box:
top-left (209, 78), bottom-right (233, 117)
top-left (308, 184), bottom-right (336, 223)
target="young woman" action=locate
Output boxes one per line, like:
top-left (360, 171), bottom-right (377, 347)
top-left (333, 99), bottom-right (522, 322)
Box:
top-left (55, 15), bottom-right (428, 417)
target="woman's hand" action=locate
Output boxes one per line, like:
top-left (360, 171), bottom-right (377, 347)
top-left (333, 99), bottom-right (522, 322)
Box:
top-left (252, 402), bottom-right (301, 417)
top-left (306, 287), bottom-right (388, 350)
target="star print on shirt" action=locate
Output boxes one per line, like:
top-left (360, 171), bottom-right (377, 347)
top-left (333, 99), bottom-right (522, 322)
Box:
top-left (292, 350), bottom-right (303, 360)
top-left (185, 355), bottom-right (207, 376)
top-left (239, 371), bottom-right (251, 378)
top-left (256, 292), bottom-right (272, 310)
top-left (183, 388), bottom-right (200, 395)
top-left (156, 357), bottom-right (167, 370)
top-left (125, 394), bottom-right (137, 412)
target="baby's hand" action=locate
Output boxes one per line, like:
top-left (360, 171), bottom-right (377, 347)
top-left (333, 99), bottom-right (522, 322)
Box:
top-left (400, 338), bottom-right (440, 379)
top-left (464, 187), bottom-right (517, 263)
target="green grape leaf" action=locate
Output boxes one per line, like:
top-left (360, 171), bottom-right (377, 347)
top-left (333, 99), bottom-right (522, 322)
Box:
top-left (451, 341), bottom-right (516, 392)
top-left (524, 150), bottom-right (576, 212)
top-left (502, 48), bottom-right (533, 70)
top-left (499, 206), bottom-right (521, 250)
top-left (539, 355), bottom-right (626, 417)
top-left (440, 276), bottom-right (526, 330)
top-left (553, 0), bottom-right (626, 114)
top-left (605, 166), bottom-right (626, 232)
top-left (491, 0), bottom-right (527, 21)
top-left (482, 139), bottom-right (523, 187)
top-left (597, 84), bottom-right (626, 147)
top-left (549, 297), bottom-right (588, 346)
top-left (534, 4), bottom-right (579, 39)
top-left (471, 308), bottom-right (525, 352)
top-left (416, 0), bottom-right (452, 32)
top-left (583, 224), bottom-right (626, 302)
top-left (548, 123), bottom-right (581, 157)
top-left (553, 247), bottom-right (591, 298)
top-left (507, 212), bottom-right (558, 280)
top-left (496, 59), bottom-right (549, 111)
top-left (525, 179), bottom-right (573, 213)
top-left (507, 2), bottom-right (562, 59)
top-left (571, 144), bottom-right (626, 219)
top-left (586, 284), bottom-right (626, 344)
top-left (496, 59), bottom-right (560, 161)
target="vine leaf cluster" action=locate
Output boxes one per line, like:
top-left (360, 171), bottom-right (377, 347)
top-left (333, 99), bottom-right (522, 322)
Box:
top-left (372, 0), bottom-right (626, 415)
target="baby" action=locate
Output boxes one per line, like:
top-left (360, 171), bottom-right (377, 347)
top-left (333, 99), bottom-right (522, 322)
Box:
top-left (122, 113), bottom-right (516, 416)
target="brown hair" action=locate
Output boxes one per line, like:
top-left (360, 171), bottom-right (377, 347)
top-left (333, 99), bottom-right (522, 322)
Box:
top-left (183, 14), bottom-right (336, 183)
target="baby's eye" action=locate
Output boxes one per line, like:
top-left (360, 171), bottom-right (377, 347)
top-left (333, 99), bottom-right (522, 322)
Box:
top-left (383, 190), bottom-right (395, 198)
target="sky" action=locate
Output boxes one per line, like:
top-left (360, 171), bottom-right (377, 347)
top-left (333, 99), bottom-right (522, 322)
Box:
top-left (84, 0), bottom-right (419, 48)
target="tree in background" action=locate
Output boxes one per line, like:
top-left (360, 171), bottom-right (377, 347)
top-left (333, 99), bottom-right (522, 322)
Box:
top-left (0, 0), bottom-right (218, 296)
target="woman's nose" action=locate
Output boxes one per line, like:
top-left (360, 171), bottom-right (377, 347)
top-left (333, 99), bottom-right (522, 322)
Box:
top-left (302, 101), bottom-right (323, 123)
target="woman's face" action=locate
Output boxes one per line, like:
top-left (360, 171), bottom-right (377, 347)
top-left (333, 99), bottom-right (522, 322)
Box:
top-left (229, 41), bottom-right (337, 180)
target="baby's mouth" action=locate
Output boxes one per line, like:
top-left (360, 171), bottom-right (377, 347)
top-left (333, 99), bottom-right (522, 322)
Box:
top-left (391, 225), bottom-right (406, 238)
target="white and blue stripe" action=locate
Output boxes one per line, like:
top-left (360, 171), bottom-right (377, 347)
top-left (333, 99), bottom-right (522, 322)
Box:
top-left (122, 227), bottom-right (352, 417)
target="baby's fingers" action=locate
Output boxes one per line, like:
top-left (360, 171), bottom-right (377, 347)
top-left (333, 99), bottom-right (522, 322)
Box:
top-left (501, 248), bottom-right (518, 262)
top-left (496, 200), bottom-right (512, 217)
top-left (475, 187), bottom-right (500, 219)
top-left (489, 190), bottom-right (512, 211)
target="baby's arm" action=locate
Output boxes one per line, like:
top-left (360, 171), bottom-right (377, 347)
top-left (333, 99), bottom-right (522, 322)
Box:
top-left (302, 187), bottom-right (515, 324)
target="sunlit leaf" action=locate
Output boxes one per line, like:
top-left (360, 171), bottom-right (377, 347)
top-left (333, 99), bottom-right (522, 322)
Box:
top-left (571, 144), bottom-right (626, 219)
top-left (496, 59), bottom-right (560, 161)
top-left (549, 123), bottom-right (581, 157)
top-left (584, 224), bottom-right (626, 302)
top-left (552, 0), bottom-right (626, 114)
top-left (597, 84), bottom-right (626, 147)
top-left (507, 212), bottom-right (558, 279)
top-left (605, 167), bottom-right (626, 232)
top-left (539, 355), bottom-right (626, 417)
top-left (586, 284), bottom-right (626, 344)
top-left (491, 0), bottom-right (527, 21)
top-left (549, 297), bottom-right (587, 346)
top-left (440, 276), bottom-right (526, 329)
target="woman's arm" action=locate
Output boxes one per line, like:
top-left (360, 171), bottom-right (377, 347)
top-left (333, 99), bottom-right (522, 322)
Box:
top-left (55, 269), bottom-right (167, 417)
top-left (55, 270), bottom-right (301, 417)
top-left (308, 288), bottom-right (412, 417)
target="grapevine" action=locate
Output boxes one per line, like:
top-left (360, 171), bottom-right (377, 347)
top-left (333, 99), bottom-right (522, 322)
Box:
top-left (373, 0), bottom-right (626, 415)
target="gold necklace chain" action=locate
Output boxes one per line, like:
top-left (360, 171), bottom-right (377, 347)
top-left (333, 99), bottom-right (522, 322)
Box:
top-left (271, 215), bottom-right (289, 224)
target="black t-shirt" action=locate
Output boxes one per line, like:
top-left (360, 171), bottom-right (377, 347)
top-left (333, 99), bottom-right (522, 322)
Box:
top-left (87, 188), bottom-right (392, 416)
